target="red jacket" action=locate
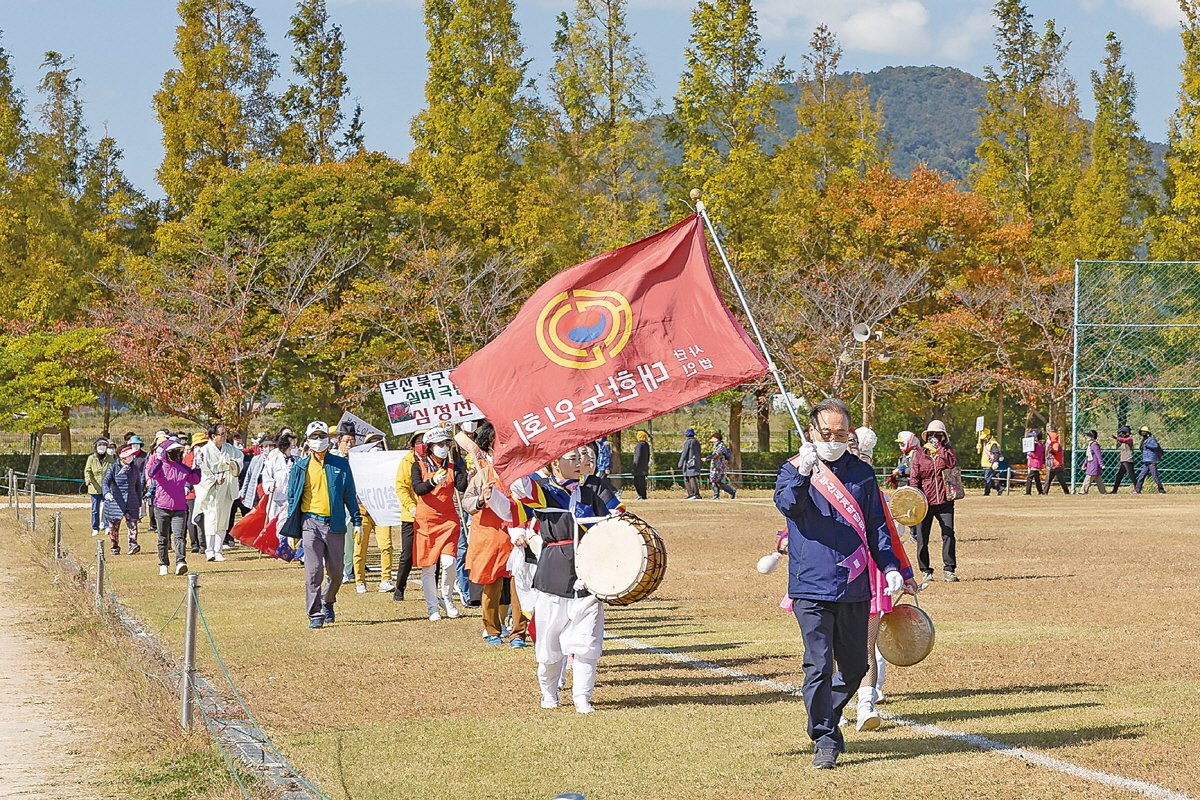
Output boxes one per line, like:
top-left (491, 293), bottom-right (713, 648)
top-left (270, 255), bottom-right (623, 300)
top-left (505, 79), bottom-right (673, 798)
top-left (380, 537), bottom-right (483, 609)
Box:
top-left (909, 443), bottom-right (958, 505)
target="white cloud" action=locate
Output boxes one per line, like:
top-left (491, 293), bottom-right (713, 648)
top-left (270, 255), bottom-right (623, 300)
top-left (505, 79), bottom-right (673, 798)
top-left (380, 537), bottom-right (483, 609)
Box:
top-left (935, 9), bottom-right (993, 61)
top-left (1117, 0), bottom-right (1182, 29)
top-left (840, 2), bottom-right (932, 55)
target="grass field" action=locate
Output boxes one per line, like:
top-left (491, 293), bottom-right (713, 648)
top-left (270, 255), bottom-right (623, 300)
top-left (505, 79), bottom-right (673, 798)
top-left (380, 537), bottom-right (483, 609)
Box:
top-left (36, 489), bottom-right (1200, 799)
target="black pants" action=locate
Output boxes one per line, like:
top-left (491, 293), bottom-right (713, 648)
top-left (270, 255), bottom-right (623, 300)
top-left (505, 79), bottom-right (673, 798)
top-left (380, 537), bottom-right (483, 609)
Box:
top-left (916, 501), bottom-right (956, 573)
top-left (1111, 461), bottom-right (1136, 492)
top-left (155, 507), bottom-right (187, 567)
top-left (792, 598), bottom-right (869, 752)
top-left (1024, 469), bottom-right (1044, 495)
top-left (632, 474), bottom-right (648, 499)
top-left (393, 521), bottom-right (415, 599)
top-left (683, 475), bottom-right (699, 498)
top-left (186, 497), bottom-right (203, 552)
top-left (1135, 463), bottom-right (1164, 493)
top-left (1046, 467), bottom-right (1069, 494)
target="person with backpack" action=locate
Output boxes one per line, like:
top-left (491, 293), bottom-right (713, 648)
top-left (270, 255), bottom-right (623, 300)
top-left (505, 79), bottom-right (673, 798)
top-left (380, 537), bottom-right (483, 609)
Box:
top-left (1110, 426), bottom-right (1136, 493)
top-left (909, 420), bottom-right (960, 583)
top-left (1134, 426), bottom-right (1166, 494)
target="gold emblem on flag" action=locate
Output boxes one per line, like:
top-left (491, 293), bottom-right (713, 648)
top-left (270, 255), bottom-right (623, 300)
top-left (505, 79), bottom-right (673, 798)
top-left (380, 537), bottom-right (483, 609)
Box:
top-left (536, 289), bottom-right (634, 369)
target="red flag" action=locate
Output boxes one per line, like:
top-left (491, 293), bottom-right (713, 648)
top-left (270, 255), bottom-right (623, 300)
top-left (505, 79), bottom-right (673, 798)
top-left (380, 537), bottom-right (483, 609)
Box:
top-left (450, 214), bottom-right (769, 486)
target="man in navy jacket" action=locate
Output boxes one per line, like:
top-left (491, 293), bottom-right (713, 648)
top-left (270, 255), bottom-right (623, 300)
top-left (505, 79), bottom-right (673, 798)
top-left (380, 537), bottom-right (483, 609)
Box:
top-left (774, 398), bottom-right (903, 769)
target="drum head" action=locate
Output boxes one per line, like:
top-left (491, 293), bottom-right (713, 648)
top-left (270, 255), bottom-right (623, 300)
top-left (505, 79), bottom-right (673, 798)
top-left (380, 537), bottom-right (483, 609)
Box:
top-left (576, 517), bottom-right (650, 599)
top-left (890, 486), bottom-right (929, 526)
top-left (877, 603), bottom-right (936, 666)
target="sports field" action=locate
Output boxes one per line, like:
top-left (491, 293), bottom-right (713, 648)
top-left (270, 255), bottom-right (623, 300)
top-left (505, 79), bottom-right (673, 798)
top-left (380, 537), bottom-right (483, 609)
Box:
top-left (39, 491), bottom-right (1200, 799)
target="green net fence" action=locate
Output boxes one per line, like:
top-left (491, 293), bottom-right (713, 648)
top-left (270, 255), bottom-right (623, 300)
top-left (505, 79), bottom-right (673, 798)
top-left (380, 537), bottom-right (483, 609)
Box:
top-left (1072, 260), bottom-right (1200, 487)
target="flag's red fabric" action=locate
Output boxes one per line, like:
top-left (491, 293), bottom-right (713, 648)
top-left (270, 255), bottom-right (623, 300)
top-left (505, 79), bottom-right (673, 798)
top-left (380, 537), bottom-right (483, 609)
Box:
top-left (450, 214), bottom-right (769, 486)
top-left (230, 502), bottom-right (289, 559)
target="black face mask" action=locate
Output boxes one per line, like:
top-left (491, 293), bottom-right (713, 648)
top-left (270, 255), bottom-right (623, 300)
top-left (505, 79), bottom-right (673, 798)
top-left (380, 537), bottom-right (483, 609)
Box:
top-left (167, 450), bottom-right (182, 461)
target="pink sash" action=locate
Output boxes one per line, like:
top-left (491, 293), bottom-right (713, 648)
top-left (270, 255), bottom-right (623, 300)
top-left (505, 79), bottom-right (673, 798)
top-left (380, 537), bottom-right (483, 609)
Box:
top-left (810, 465), bottom-right (872, 582)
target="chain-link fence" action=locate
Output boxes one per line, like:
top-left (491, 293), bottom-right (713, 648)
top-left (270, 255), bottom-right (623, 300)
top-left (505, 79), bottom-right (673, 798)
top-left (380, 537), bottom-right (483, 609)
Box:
top-left (1071, 260), bottom-right (1200, 488)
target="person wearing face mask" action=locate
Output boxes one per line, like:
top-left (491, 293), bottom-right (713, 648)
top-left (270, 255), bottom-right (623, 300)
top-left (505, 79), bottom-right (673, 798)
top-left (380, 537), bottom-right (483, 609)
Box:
top-left (774, 398), bottom-right (903, 769)
top-left (703, 431), bottom-right (736, 500)
top-left (102, 445), bottom-right (147, 555)
top-left (391, 431), bottom-right (425, 602)
top-left (510, 446), bottom-right (624, 713)
top-left (412, 428), bottom-right (469, 620)
top-left (147, 438), bottom-right (202, 575)
top-left (192, 422), bottom-right (242, 562)
top-left (281, 421), bottom-right (363, 629)
top-left (239, 434), bottom-right (271, 511)
top-left (84, 437), bottom-right (116, 537)
top-left (678, 428), bottom-right (702, 500)
top-left (184, 433), bottom-right (207, 554)
top-left (908, 419), bottom-right (959, 583)
top-left (631, 430), bottom-right (651, 500)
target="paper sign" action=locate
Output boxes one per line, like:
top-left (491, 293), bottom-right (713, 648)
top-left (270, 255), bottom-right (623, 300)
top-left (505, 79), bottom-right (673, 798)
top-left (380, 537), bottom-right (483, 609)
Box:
top-left (976, 416), bottom-right (985, 433)
top-left (1021, 436), bottom-right (1035, 453)
top-left (348, 450), bottom-right (409, 527)
top-left (378, 370), bottom-right (484, 436)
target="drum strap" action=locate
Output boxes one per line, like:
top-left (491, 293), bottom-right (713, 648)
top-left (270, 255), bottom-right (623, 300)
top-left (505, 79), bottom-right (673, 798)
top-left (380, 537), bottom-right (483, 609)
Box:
top-left (810, 466), bottom-right (872, 582)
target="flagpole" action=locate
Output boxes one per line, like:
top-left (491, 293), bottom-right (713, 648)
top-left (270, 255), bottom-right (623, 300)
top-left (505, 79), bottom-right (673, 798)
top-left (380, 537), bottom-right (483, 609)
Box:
top-left (692, 190), bottom-right (808, 446)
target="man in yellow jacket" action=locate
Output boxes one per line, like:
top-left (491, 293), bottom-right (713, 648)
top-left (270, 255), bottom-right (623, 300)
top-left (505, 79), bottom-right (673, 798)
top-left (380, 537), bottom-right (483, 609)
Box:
top-left (392, 433), bottom-right (422, 601)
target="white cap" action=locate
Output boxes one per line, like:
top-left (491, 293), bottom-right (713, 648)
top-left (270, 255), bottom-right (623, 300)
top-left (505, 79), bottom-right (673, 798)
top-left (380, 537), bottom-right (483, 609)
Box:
top-left (423, 428), bottom-right (452, 445)
top-left (305, 421), bottom-right (329, 437)
top-left (855, 427), bottom-right (878, 459)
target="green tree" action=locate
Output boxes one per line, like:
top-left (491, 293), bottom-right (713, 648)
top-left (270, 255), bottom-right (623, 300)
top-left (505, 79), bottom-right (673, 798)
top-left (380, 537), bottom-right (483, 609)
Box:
top-left (972, 0), bottom-right (1087, 258)
top-left (544, 0), bottom-right (662, 259)
top-left (280, 0), bottom-right (356, 164)
top-left (1070, 33), bottom-right (1155, 261)
top-left (154, 0), bottom-right (279, 213)
top-left (665, 0), bottom-right (790, 269)
top-left (1156, 0), bottom-right (1200, 260)
top-left (410, 0), bottom-right (536, 244)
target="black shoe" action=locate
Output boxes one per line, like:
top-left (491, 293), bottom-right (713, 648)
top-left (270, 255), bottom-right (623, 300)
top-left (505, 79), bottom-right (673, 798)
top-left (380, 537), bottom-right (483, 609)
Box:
top-left (813, 748), bottom-right (838, 769)
top-left (322, 602), bottom-right (336, 623)
top-left (392, 591), bottom-right (405, 602)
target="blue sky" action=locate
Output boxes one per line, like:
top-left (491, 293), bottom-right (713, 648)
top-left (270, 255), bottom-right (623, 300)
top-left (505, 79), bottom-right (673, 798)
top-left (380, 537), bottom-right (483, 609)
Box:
top-left (0, 0), bottom-right (1188, 197)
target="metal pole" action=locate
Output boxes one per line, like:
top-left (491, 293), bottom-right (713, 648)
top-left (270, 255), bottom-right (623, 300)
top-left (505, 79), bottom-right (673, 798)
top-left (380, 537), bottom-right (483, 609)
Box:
top-left (5, 468), bottom-right (11, 507)
top-left (94, 540), bottom-right (105, 607)
top-left (861, 340), bottom-right (869, 428)
top-left (28, 480), bottom-right (35, 530)
top-left (181, 574), bottom-right (200, 730)
top-left (693, 196), bottom-right (807, 444)
top-left (1070, 259), bottom-right (1081, 494)
top-left (54, 512), bottom-right (62, 559)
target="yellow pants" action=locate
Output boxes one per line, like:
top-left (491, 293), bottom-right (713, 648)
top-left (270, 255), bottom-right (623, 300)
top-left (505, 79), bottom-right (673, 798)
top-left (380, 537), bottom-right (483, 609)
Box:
top-left (353, 517), bottom-right (393, 584)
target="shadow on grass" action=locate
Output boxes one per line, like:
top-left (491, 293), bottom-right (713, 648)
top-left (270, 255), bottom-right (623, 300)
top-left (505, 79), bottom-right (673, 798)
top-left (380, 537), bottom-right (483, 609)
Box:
top-left (604, 689), bottom-right (804, 708)
top-left (967, 573), bottom-right (1076, 581)
top-left (899, 700), bottom-right (1103, 725)
top-left (894, 682), bottom-right (1102, 702)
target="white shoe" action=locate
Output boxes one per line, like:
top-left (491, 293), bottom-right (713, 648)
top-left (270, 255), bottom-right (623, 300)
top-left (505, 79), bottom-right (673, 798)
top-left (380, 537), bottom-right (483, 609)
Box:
top-left (856, 701), bottom-right (881, 731)
top-left (575, 700), bottom-right (594, 714)
top-left (874, 688), bottom-right (886, 704)
top-left (175, 563), bottom-right (188, 576)
top-left (445, 604), bottom-right (460, 619)
top-left (159, 565), bottom-right (169, 576)
top-left (379, 580), bottom-right (395, 592)
top-left (213, 552), bottom-right (226, 562)
top-left (206, 553), bottom-right (216, 562)
top-left (541, 695), bottom-right (559, 709)
top-left (91, 529), bottom-right (101, 537)
top-left (428, 611), bottom-right (442, 621)
top-left (356, 583), bottom-right (368, 594)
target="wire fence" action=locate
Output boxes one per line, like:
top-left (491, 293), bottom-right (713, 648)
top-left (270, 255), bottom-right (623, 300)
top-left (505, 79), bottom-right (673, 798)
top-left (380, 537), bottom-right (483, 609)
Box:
top-left (7, 484), bottom-right (328, 800)
top-left (1072, 260), bottom-right (1200, 488)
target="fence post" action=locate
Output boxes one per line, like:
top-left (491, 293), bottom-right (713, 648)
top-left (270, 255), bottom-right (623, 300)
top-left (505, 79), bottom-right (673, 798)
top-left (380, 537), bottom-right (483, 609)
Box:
top-left (94, 540), bottom-right (105, 607)
top-left (181, 573), bottom-right (200, 730)
top-left (54, 512), bottom-right (62, 559)
top-left (5, 468), bottom-right (11, 507)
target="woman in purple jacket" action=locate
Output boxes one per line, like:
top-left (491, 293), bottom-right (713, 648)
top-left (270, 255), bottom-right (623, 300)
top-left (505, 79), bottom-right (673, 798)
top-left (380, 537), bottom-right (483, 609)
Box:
top-left (147, 438), bottom-right (202, 575)
top-left (1079, 430), bottom-right (1107, 494)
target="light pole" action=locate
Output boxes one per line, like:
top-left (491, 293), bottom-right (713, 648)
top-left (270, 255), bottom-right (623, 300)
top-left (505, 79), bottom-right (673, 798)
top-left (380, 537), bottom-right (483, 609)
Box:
top-left (850, 323), bottom-right (885, 428)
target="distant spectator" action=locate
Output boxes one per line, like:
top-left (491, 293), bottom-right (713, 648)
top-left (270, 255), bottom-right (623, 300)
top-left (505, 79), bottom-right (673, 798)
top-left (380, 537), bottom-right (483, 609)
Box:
top-left (1024, 430), bottom-right (1046, 496)
top-left (1079, 430), bottom-right (1106, 495)
top-left (103, 445), bottom-right (146, 556)
top-left (1134, 426), bottom-right (1166, 494)
top-left (703, 431), bottom-right (736, 500)
top-left (631, 430), bottom-right (650, 500)
top-left (595, 436), bottom-right (612, 480)
top-left (84, 438), bottom-right (115, 538)
top-left (978, 429), bottom-right (1003, 496)
top-left (909, 420), bottom-right (959, 582)
top-left (1110, 426), bottom-right (1136, 493)
top-left (1046, 431), bottom-right (1069, 494)
top-left (678, 428), bottom-right (702, 500)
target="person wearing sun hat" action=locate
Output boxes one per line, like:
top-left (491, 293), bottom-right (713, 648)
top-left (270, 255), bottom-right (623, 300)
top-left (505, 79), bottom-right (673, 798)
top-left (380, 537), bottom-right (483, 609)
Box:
top-left (678, 428), bottom-right (702, 500)
top-left (1134, 425), bottom-right (1166, 494)
top-left (411, 426), bottom-right (468, 620)
top-left (84, 437), bottom-right (116, 537)
top-left (147, 437), bottom-right (201, 575)
top-left (908, 419), bottom-right (959, 583)
top-left (102, 444), bottom-right (147, 555)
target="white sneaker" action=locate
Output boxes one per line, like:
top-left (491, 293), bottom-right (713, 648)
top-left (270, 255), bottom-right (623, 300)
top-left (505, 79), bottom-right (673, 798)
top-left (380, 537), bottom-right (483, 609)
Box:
top-left (159, 565), bottom-right (169, 576)
top-left (445, 603), bottom-right (460, 619)
top-left (428, 611), bottom-right (442, 621)
top-left (379, 580), bottom-right (395, 592)
top-left (874, 688), bottom-right (886, 704)
top-left (541, 695), bottom-right (559, 709)
top-left (856, 701), bottom-right (881, 731)
top-left (175, 563), bottom-right (188, 576)
top-left (213, 552), bottom-right (226, 562)
top-left (575, 700), bottom-right (594, 714)
top-left (91, 529), bottom-right (101, 537)
top-left (206, 553), bottom-right (216, 562)
top-left (356, 583), bottom-right (368, 594)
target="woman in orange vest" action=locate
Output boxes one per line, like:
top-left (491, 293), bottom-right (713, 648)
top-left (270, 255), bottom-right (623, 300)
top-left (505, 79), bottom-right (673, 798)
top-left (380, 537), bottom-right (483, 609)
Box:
top-left (412, 427), bottom-right (468, 621)
top-left (461, 422), bottom-right (529, 647)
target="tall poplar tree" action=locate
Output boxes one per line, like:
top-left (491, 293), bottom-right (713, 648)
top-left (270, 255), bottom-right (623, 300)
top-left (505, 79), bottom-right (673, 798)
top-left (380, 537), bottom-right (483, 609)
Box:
top-left (1156, 0), bottom-right (1200, 260)
top-left (0, 32), bottom-right (30, 318)
top-left (1070, 33), bottom-right (1155, 261)
top-left (281, 0), bottom-right (357, 164)
top-left (154, 0), bottom-right (279, 213)
top-left (410, 0), bottom-right (535, 243)
top-left (666, 0), bottom-right (790, 268)
top-left (972, 0), bottom-right (1087, 257)
top-left (547, 0), bottom-right (661, 258)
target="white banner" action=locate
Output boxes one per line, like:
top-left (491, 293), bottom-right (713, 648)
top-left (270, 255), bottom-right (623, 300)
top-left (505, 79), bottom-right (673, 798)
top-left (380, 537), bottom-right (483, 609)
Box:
top-left (379, 370), bottom-right (484, 435)
top-left (348, 450), bottom-right (408, 527)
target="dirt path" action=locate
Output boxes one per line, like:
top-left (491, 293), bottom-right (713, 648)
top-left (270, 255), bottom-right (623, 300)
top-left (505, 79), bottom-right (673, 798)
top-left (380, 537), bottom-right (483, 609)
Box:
top-left (0, 569), bottom-right (100, 798)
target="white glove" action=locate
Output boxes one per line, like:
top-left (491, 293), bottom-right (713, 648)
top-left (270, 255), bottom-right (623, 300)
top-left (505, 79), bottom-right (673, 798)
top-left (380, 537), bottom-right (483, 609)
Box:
top-left (353, 525), bottom-right (363, 539)
top-left (104, 493), bottom-right (114, 502)
top-left (792, 443), bottom-right (819, 476)
top-left (432, 469), bottom-right (448, 486)
top-left (885, 569), bottom-right (904, 596)
top-left (757, 552), bottom-right (783, 574)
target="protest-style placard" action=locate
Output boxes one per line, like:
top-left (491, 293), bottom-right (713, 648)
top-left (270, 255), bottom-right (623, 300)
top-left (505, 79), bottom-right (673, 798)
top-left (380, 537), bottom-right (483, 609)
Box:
top-left (348, 450), bottom-right (409, 526)
top-left (378, 371), bottom-right (484, 436)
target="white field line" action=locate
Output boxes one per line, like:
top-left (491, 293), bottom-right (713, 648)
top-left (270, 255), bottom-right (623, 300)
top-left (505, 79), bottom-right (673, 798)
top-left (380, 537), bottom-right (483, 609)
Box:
top-left (605, 634), bottom-right (1194, 800)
